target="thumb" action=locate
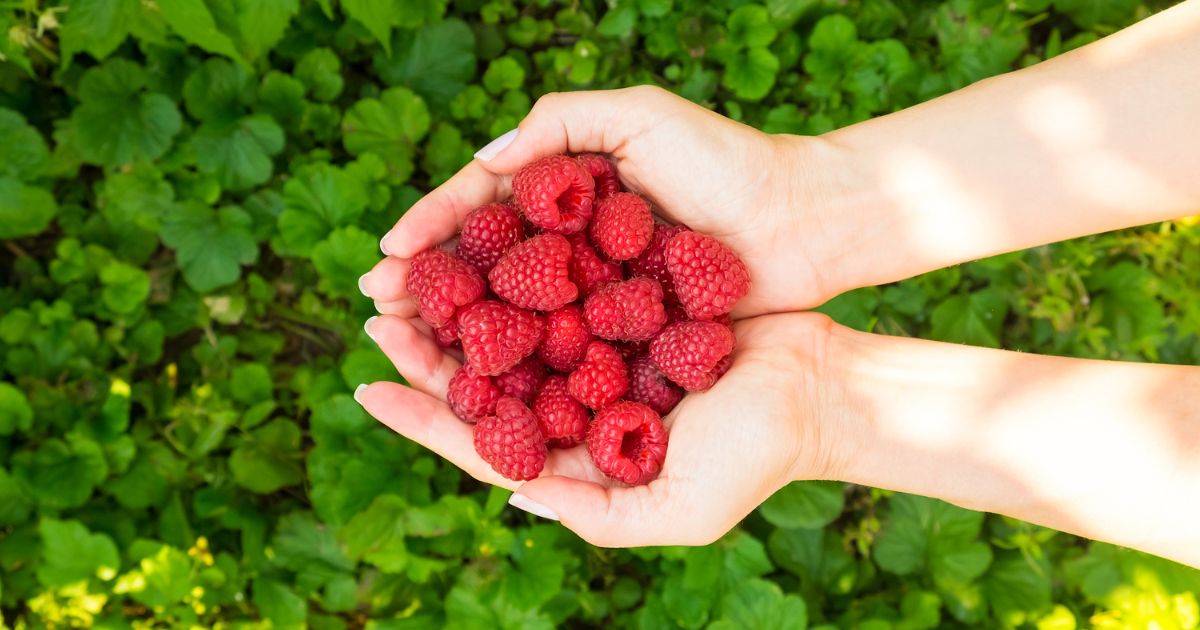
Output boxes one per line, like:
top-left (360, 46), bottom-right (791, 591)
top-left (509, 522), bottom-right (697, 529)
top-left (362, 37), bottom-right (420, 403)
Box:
top-left (509, 474), bottom-right (727, 548)
top-left (473, 86), bottom-right (663, 174)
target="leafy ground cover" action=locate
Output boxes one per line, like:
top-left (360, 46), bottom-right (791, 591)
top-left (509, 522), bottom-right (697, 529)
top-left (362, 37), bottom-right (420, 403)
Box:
top-left (1, 0), bottom-right (1198, 627)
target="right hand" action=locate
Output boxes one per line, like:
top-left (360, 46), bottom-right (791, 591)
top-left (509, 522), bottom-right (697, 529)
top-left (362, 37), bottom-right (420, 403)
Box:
top-left (365, 85), bottom-right (854, 319)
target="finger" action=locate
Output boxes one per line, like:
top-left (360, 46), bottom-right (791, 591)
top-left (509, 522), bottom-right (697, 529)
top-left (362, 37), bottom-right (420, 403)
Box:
top-left (373, 299), bottom-right (417, 318)
top-left (355, 381), bottom-right (517, 489)
top-left (381, 161), bottom-right (511, 259)
top-left (365, 315), bottom-right (459, 401)
top-left (475, 86), bottom-right (667, 175)
top-left (360, 256), bottom-right (412, 301)
top-left (510, 474), bottom-right (740, 548)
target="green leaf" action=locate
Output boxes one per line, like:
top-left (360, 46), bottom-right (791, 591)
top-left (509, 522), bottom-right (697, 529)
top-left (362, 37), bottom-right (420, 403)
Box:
top-left (710, 579), bottom-right (807, 630)
top-left (98, 165), bottom-right (173, 231)
top-left (231, 363), bottom-right (273, 404)
top-left (722, 47), bottom-right (779, 101)
top-left (278, 163), bottom-right (371, 255)
top-left (0, 108), bottom-right (49, 181)
top-left (58, 0), bottom-right (139, 65)
top-left (342, 0), bottom-right (403, 53)
top-left (157, 0), bottom-right (245, 63)
top-left (227, 0), bottom-right (299, 62)
top-left (37, 518), bottom-right (120, 587)
top-left (873, 493), bottom-right (992, 585)
top-left (116, 544), bottom-right (192, 607)
top-left (899, 590), bottom-right (942, 630)
top-left (596, 5), bottom-right (637, 37)
top-left (296, 47), bottom-right (344, 102)
top-left (984, 553), bottom-right (1052, 624)
top-left (229, 419), bottom-right (303, 493)
top-left (71, 59), bottom-right (183, 167)
top-left (161, 202), bottom-right (259, 293)
top-left (13, 435), bottom-right (109, 509)
top-left (338, 494), bottom-right (409, 572)
top-left (183, 57), bottom-right (255, 122)
top-left (759, 481), bottom-right (845, 529)
top-left (930, 288), bottom-right (1008, 348)
top-left (311, 227), bottom-right (381, 297)
top-left (0, 467), bottom-right (32, 525)
top-left (768, 527), bottom-right (856, 593)
top-left (258, 71), bottom-right (307, 123)
top-left (0, 382), bottom-right (33, 437)
top-left (253, 578), bottom-right (307, 629)
top-left (342, 87), bottom-right (430, 183)
top-left (106, 441), bottom-right (181, 509)
top-left (421, 122), bottom-right (473, 185)
top-left (100, 261), bottom-right (151, 315)
top-left (191, 115), bottom-right (285, 190)
top-left (271, 511), bottom-right (354, 589)
top-left (482, 56), bottom-right (526, 94)
top-left (375, 19), bottom-right (476, 108)
top-left (727, 5), bottom-right (777, 48)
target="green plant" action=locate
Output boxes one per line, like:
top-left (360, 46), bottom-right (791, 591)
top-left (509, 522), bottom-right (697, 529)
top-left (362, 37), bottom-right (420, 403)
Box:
top-left (1, 0), bottom-right (1197, 627)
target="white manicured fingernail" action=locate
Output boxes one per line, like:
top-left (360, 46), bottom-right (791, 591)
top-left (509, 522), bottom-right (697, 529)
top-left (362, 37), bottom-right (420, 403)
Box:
top-left (380, 230), bottom-right (393, 256)
top-left (509, 493), bottom-right (559, 521)
top-left (364, 316), bottom-right (379, 341)
top-left (353, 384), bottom-right (368, 405)
top-left (358, 273), bottom-right (370, 297)
top-left (475, 129), bottom-right (518, 161)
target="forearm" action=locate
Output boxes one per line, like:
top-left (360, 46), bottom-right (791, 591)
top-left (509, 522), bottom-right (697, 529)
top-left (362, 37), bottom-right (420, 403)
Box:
top-left (808, 0), bottom-right (1200, 290)
top-left (825, 324), bottom-right (1200, 567)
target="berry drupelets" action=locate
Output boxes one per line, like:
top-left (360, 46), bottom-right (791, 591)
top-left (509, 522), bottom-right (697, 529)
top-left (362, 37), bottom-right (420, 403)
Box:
top-left (403, 152), bottom-right (749, 484)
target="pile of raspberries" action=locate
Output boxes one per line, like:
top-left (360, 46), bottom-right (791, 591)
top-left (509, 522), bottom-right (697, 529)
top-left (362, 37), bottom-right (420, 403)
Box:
top-left (406, 154), bottom-right (749, 485)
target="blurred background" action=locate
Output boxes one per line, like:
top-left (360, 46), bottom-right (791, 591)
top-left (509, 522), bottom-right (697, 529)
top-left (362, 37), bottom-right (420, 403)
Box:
top-left (1, 0), bottom-right (1198, 627)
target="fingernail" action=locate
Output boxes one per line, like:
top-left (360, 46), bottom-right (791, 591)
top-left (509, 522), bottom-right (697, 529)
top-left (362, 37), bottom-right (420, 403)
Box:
top-left (358, 273), bottom-right (370, 297)
top-left (474, 128), bottom-right (518, 161)
top-left (364, 316), bottom-right (379, 342)
top-left (509, 493), bottom-right (559, 521)
top-left (380, 229), bottom-right (393, 256)
top-left (353, 384), bottom-right (368, 405)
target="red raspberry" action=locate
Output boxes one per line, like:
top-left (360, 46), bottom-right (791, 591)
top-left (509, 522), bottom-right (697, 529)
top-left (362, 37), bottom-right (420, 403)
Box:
top-left (448, 365), bottom-right (502, 423)
top-left (532, 375), bottom-right (589, 448)
top-left (538, 305), bottom-right (593, 372)
top-left (613, 340), bottom-right (649, 362)
top-left (457, 202), bottom-right (524, 274)
top-left (649, 321), bottom-right (735, 391)
top-left (511, 154), bottom-right (594, 233)
top-left (576, 153), bottom-right (620, 198)
top-left (590, 192), bottom-right (654, 261)
top-left (566, 233), bottom-right (622, 296)
top-left (407, 249), bottom-right (486, 328)
top-left (494, 356), bottom-right (546, 404)
top-left (489, 234), bottom-right (578, 311)
top-left (434, 319), bottom-right (460, 349)
top-left (587, 401), bottom-right (668, 485)
top-left (666, 231), bottom-right (750, 321)
top-left (583, 278), bottom-right (667, 342)
top-left (566, 341), bottom-right (628, 410)
top-left (474, 397), bottom-right (547, 481)
top-left (628, 224), bottom-right (687, 302)
top-left (664, 302), bottom-right (689, 326)
top-left (628, 355), bottom-right (684, 416)
top-left (457, 300), bottom-right (544, 376)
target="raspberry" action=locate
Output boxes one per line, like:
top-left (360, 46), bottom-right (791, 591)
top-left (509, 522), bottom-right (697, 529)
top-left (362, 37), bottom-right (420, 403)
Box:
top-left (457, 300), bottom-right (544, 376)
top-left (489, 234), bottom-right (578, 311)
top-left (590, 192), bottom-right (654, 261)
top-left (532, 375), bottom-right (589, 448)
top-left (628, 224), bottom-right (687, 302)
top-left (566, 341), bottom-right (628, 410)
top-left (583, 277), bottom-right (667, 342)
top-left (434, 319), bottom-right (460, 349)
top-left (474, 397), bottom-right (547, 481)
top-left (613, 340), bottom-right (649, 362)
top-left (538, 305), bottom-right (592, 372)
top-left (448, 365), bottom-right (502, 423)
top-left (649, 321), bottom-right (735, 391)
top-left (494, 356), bottom-right (546, 404)
top-left (664, 302), bottom-right (689, 326)
top-left (628, 355), bottom-right (684, 416)
top-left (587, 401), bottom-right (668, 485)
top-left (457, 202), bottom-right (524, 274)
top-left (407, 249), bottom-right (486, 328)
top-left (511, 155), bottom-right (594, 233)
top-left (666, 231), bottom-right (750, 321)
top-left (576, 153), bottom-right (621, 199)
top-left (567, 233), bottom-right (622, 296)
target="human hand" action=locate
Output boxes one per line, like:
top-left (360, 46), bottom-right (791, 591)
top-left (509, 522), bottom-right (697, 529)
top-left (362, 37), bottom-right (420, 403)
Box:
top-left (361, 86), bottom-right (852, 318)
top-left (354, 311), bottom-right (844, 547)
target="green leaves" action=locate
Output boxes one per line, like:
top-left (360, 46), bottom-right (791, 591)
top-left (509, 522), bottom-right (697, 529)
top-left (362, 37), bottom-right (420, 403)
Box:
top-left (344, 0), bottom-right (447, 53)
top-left (342, 87), bottom-right (430, 183)
top-left (311, 227), bottom-right (381, 297)
top-left (0, 382), bottom-right (33, 436)
top-left (161, 202), bottom-right (259, 293)
top-left (13, 436), bottom-right (109, 509)
top-left (0, 108), bottom-right (49, 180)
top-left (375, 19), bottom-right (476, 108)
top-left (278, 162), bottom-right (371, 255)
top-left (930, 288), bottom-right (1009, 347)
top-left (37, 519), bottom-right (120, 587)
top-left (874, 493), bottom-right (993, 586)
top-left (58, 0), bottom-right (140, 65)
top-left (230, 419), bottom-right (303, 493)
top-left (723, 48), bottom-right (780, 101)
top-left (0, 176), bottom-right (57, 239)
top-left (192, 115), bottom-right (285, 190)
top-left (759, 481), bottom-right (845, 529)
top-left (70, 59), bottom-right (183, 167)
top-left (100, 261), bottom-right (151, 315)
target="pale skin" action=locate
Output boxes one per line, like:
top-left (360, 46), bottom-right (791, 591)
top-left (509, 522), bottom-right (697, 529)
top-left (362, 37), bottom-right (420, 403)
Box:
top-left (357, 0), bottom-right (1200, 567)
